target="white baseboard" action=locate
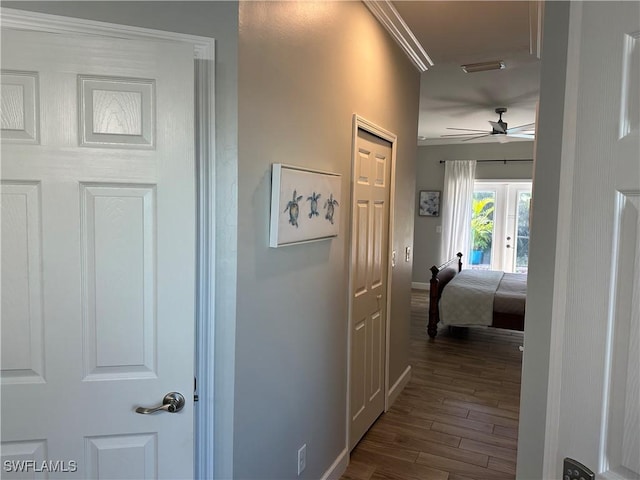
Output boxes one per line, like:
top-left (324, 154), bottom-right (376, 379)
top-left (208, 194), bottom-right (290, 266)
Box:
top-left (411, 282), bottom-right (430, 291)
top-left (321, 447), bottom-right (348, 480)
top-left (387, 365), bottom-right (412, 407)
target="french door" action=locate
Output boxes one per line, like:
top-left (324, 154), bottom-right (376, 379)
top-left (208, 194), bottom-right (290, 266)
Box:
top-left (470, 181), bottom-right (532, 273)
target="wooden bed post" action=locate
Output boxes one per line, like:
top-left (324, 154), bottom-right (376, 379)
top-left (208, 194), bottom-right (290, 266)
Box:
top-left (427, 265), bottom-right (440, 338)
top-left (427, 253), bottom-right (464, 339)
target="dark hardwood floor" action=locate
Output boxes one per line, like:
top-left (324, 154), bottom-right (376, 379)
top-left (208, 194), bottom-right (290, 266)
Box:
top-left (341, 289), bottom-right (524, 480)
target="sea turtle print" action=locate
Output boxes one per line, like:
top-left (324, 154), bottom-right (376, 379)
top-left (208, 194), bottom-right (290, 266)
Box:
top-left (284, 190), bottom-right (304, 227)
top-left (307, 192), bottom-right (321, 218)
top-left (324, 193), bottom-right (339, 225)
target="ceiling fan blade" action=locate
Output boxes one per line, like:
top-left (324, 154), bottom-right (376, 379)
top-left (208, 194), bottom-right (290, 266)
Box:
top-left (441, 133), bottom-right (488, 137)
top-left (507, 122), bottom-right (536, 133)
top-left (445, 127), bottom-right (492, 133)
top-left (507, 133), bottom-right (535, 139)
top-left (489, 121), bottom-right (506, 134)
top-left (462, 134), bottom-right (492, 142)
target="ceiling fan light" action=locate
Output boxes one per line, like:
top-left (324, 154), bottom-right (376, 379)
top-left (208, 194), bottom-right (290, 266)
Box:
top-left (461, 60), bottom-right (506, 73)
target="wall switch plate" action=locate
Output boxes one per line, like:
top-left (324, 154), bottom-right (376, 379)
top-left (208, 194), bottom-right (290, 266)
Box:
top-left (436, 225), bottom-right (442, 233)
top-left (563, 458), bottom-right (594, 480)
top-left (297, 444), bottom-right (306, 475)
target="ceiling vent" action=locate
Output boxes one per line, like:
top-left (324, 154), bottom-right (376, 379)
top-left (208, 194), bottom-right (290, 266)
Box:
top-left (461, 60), bottom-right (506, 73)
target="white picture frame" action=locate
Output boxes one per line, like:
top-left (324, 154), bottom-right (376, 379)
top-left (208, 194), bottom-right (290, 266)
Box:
top-left (269, 164), bottom-right (341, 247)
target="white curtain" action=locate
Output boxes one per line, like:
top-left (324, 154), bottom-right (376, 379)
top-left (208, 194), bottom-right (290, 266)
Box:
top-left (439, 160), bottom-right (476, 264)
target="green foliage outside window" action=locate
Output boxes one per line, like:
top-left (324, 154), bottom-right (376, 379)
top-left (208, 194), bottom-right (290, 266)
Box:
top-left (471, 196), bottom-right (495, 252)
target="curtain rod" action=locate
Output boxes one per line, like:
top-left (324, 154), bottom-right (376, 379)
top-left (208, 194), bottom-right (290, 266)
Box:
top-left (439, 159), bottom-right (533, 164)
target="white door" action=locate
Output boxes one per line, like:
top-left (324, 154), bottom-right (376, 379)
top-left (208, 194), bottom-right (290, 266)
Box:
top-left (544, 2), bottom-right (639, 477)
top-left (349, 127), bottom-right (392, 450)
top-left (1, 27), bottom-right (195, 479)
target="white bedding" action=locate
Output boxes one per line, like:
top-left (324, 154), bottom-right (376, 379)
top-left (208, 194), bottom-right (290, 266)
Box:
top-left (439, 269), bottom-right (504, 326)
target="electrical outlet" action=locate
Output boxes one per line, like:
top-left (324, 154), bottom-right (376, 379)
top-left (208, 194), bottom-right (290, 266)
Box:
top-left (297, 444), bottom-right (306, 476)
top-left (562, 458), bottom-right (594, 480)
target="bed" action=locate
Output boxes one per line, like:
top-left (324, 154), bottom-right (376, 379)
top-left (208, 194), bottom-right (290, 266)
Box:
top-left (427, 252), bottom-right (527, 338)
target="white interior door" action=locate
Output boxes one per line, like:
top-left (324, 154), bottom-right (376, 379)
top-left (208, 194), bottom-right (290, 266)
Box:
top-left (1, 26), bottom-right (196, 479)
top-left (545, 2), bottom-right (639, 477)
top-left (349, 127), bottom-right (392, 450)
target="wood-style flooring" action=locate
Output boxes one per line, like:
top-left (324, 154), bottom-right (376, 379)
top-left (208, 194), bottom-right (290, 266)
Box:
top-left (341, 289), bottom-right (524, 480)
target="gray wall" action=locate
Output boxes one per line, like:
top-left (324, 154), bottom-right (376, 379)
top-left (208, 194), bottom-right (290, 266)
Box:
top-left (412, 142), bottom-right (534, 284)
top-left (236, 2), bottom-right (419, 478)
top-left (2, 2), bottom-right (239, 477)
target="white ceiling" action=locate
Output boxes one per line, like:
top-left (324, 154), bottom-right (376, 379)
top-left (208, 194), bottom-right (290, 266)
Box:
top-left (392, 1), bottom-right (541, 146)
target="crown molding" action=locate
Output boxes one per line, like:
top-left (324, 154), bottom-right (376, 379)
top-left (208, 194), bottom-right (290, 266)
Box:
top-left (362, 0), bottom-right (434, 72)
top-left (529, 0), bottom-right (544, 59)
top-left (0, 7), bottom-right (213, 60)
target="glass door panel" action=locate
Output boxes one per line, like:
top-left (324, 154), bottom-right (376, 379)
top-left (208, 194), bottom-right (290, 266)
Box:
top-left (470, 190), bottom-right (496, 269)
top-left (515, 190), bottom-right (531, 273)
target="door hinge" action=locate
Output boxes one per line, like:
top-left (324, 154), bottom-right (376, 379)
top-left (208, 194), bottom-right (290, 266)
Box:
top-left (194, 376), bottom-right (199, 402)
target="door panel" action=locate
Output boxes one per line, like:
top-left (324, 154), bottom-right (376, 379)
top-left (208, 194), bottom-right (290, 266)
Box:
top-left (351, 320), bottom-right (366, 421)
top-left (81, 184), bottom-right (156, 380)
top-left (349, 128), bottom-right (392, 450)
top-left (1, 182), bottom-right (45, 384)
top-left (0, 70), bottom-right (39, 143)
top-left (606, 192), bottom-right (639, 475)
top-left (355, 201), bottom-right (369, 296)
top-left (85, 434), bottom-right (157, 480)
top-left (547, 2), bottom-right (639, 477)
top-left (368, 310), bottom-right (383, 401)
top-left (372, 201), bottom-right (384, 288)
top-left (1, 27), bottom-right (195, 479)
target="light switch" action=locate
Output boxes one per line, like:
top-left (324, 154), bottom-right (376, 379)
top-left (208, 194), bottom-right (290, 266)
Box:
top-left (436, 225), bottom-right (442, 233)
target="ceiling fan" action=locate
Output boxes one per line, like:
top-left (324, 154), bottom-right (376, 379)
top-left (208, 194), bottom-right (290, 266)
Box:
top-left (442, 107), bottom-right (535, 142)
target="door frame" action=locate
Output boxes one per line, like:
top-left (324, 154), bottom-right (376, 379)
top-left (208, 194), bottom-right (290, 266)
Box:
top-left (540, 4), bottom-right (581, 474)
top-left (516, 2), bottom-right (579, 478)
top-left (0, 9), bottom-right (217, 479)
top-left (346, 114), bottom-right (397, 450)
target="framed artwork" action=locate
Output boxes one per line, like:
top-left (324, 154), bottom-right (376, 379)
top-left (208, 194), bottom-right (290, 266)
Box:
top-left (419, 190), bottom-right (441, 217)
top-left (269, 164), bottom-right (341, 247)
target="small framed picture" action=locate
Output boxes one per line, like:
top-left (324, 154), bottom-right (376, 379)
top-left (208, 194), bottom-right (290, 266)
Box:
top-left (418, 190), bottom-right (440, 217)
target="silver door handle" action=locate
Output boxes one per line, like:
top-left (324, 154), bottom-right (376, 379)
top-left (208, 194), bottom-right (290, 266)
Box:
top-left (376, 294), bottom-right (382, 299)
top-left (135, 392), bottom-right (185, 414)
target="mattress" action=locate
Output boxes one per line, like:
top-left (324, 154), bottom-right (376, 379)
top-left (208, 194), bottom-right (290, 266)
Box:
top-left (439, 270), bottom-right (527, 327)
top-left (493, 272), bottom-right (527, 316)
